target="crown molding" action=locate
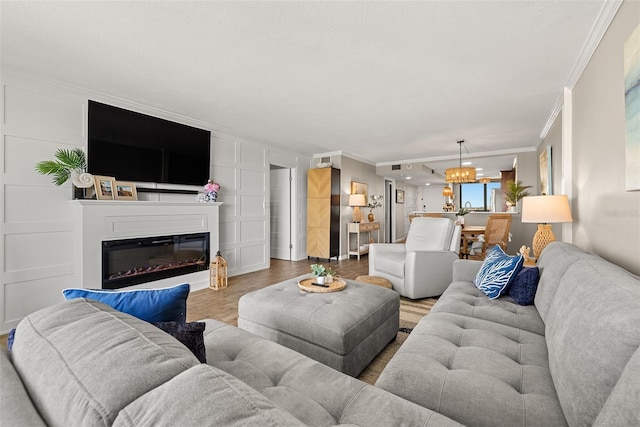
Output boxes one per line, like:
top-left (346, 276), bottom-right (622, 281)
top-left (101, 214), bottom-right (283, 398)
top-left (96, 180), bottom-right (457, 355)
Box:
top-left (538, 0), bottom-right (623, 146)
top-left (376, 146), bottom-right (536, 167)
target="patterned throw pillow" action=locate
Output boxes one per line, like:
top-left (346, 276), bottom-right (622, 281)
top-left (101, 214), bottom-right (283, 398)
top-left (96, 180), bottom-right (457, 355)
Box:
top-left (153, 321), bottom-right (207, 363)
top-left (474, 245), bottom-right (524, 299)
top-left (509, 267), bottom-right (540, 305)
top-left (62, 283), bottom-right (190, 323)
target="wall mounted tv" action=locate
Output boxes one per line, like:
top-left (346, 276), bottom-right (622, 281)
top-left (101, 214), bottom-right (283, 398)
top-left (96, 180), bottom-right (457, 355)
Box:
top-left (88, 100), bottom-right (211, 187)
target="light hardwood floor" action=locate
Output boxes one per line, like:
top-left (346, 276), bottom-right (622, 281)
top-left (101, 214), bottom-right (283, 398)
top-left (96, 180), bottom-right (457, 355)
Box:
top-left (0, 258), bottom-right (369, 347)
top-left (187, 257), bottom-right (371, 325)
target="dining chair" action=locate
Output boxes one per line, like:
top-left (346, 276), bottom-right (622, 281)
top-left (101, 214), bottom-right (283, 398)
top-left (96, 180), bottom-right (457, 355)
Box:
top-left (409, 213), bottom-right (442, 223)
top-left (466, 214), bottom-right (512, 260)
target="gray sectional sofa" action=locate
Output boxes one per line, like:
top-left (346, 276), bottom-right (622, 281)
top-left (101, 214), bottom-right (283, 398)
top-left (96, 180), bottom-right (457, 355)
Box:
top-left (1, 297), bottom-right (460, 427)
top-left (2, 242), bottom-right (638, 426)
top-left (376, 242), bottom-right (640, 426)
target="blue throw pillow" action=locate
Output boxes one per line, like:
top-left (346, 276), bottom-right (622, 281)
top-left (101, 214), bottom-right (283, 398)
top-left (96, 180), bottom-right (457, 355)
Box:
top-left (7, 328), bottom-right (16, 351)
top-left (509, 267), bottom-right (540, 305)
top-left (474, 245), bottom-right (524, 299)
top-left (62, 283), bottom-right (190, 323)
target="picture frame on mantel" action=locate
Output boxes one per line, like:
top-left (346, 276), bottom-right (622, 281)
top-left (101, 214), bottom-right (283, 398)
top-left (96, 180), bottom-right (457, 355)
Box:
top-left (114, 181), bottom-right (138, 201)
top-left (396, 189), bottom-right (405, 204)
top-left (93, 175), bottom-right (115, 200)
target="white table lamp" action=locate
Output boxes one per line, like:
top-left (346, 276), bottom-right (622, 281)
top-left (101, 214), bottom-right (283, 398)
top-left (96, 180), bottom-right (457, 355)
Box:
top-left (521, 195), bottom-right (573, 258)
top-left (349, 194), bottom-right (366, 223)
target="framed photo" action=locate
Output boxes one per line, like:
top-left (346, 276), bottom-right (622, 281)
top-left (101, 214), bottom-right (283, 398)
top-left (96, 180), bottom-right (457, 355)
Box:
top-left (396, 189), bottom-right (405, 204)
top-left (114, 181), bottom-right (138, 201)
top-left (93, 175), bottom-right (115, 200)
top-left (539, 145), bottom-right (553, 195)
top-left (351, 181), bottom-right (368, 200)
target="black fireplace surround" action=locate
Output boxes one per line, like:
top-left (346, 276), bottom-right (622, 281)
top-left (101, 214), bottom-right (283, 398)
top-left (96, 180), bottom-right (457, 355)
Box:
top-left (102, 232), bottom-right (209, 289)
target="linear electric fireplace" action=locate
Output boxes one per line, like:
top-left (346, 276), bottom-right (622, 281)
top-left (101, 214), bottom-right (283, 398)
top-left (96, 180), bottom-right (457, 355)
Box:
top-left (102, 232), bottom-right (209, 289)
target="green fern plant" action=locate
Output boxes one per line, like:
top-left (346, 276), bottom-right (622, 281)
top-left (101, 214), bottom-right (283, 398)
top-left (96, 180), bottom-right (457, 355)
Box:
top-left (35, 148), bottom-right (86, 185)
top-left (504, 180), bottom-right (531, 205)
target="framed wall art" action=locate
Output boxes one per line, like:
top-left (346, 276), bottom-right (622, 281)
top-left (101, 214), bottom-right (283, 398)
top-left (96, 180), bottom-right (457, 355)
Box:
top-left (624, 23), bottom-right (640, 191)
top-left (93, 175), bottom-right (115, 200)
top-left (539, 145), bottom-right (553, 195)
top-left (114, 181), bottom-right (138, 201)
top-left (351, 181), bottom-right (368, 200)
top-left (396, 189), bottom-right (405, 204)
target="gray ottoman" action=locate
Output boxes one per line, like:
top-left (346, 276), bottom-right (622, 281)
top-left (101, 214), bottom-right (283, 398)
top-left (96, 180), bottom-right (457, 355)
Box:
top-left (238, 276), bottom-right (399, 376)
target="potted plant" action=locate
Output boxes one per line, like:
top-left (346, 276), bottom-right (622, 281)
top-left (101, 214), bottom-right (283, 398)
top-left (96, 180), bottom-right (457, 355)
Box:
top-left (456, 207), bottom-right (470, 225)
top-left (310, 264), bottom-right (327, 284)
top-left (504, 180), bottom-right (531, 212)
top-left (324, 267), bottom-right (337, 284)
top-left (366, 195), bottom-right (383, 222)
top-left (35, 148), bottom-right (94, 199)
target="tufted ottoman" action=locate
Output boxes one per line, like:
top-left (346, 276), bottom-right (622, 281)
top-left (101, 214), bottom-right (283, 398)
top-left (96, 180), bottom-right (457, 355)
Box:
top-left (237, 276), bottom-right (399, 376)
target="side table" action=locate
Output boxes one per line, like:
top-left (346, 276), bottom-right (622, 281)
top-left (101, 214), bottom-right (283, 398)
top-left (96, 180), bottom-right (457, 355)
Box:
top-left (347, 222), bottom-right (380, 260)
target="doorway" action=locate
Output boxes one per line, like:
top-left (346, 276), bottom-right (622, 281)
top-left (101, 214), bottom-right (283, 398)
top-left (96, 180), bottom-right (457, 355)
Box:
top-left (270, 165), bottom-right (293, 260)
top-left (385, 178), bottom-right (394, 243)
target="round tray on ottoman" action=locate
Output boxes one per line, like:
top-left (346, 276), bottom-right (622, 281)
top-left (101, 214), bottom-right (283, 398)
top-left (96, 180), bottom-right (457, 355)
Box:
top-left (298, 277), bottom-right (346, 293)
top-left (355, 275), bottom-right (393, 289)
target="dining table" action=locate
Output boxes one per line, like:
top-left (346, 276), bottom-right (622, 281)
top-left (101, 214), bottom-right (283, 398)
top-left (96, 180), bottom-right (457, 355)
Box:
top-left (459, 225), bottom-right (486, 259)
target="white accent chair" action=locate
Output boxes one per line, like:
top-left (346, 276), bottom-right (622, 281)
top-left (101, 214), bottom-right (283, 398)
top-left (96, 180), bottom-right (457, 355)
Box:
top-left (368, 217), bottom-right (461, 299)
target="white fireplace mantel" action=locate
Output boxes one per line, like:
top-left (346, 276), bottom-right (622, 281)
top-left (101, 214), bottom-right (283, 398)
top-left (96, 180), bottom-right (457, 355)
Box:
top-left (72, 200), bottom-right (221, 291)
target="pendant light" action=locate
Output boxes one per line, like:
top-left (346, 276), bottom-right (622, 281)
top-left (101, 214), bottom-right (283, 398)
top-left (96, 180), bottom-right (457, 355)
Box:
top-left (445, 140), bottom-right (476, 183)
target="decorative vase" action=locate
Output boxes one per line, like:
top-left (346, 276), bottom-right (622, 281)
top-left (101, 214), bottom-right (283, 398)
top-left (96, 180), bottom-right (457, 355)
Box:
top-left (456, 215), bottom-right (465, 226)
top-left (72, 185), bottom-right (95, 200)
top-left (325, 275), bottom-right (334, 284)
top-left (316, 276), bottom-right (326, 284)
top-left (368, 211), bottom-right (375, 222)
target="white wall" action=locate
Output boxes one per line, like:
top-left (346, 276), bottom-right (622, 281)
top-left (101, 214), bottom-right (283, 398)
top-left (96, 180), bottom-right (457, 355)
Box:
top-left (570, 0), bottom-right (640, 275)
top-left (0, 71), bottom-right (310, 332)
top-left (539, 110), bottom-right (564, 239)
top-left (419, 185), bottom-right (447, 212)
top-left (338, 155), bottom-right (383, 258)
top-left (394, 181), bottom-right (407, 239)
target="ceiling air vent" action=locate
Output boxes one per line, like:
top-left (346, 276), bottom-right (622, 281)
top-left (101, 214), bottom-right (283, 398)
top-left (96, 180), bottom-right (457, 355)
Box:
top-left (391, 164), bottom-right (401, 170)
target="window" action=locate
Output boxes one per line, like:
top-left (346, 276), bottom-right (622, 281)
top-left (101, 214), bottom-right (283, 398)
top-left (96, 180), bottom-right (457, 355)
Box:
top-left (460, 182), bottom-right (501, 211)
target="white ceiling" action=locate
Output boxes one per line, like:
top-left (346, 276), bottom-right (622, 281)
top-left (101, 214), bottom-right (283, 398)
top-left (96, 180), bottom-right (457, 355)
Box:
top-left (1, 1), bottom-right (608, 184)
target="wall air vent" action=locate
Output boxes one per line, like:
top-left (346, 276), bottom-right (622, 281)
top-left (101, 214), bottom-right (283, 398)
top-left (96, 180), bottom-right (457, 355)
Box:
top-left (391, 165), bottom-right (401, 170)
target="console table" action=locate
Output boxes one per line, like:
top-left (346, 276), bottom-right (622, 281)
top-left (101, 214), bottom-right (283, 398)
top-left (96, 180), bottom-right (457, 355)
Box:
top-left (347, 222), bottom-right (380, 259)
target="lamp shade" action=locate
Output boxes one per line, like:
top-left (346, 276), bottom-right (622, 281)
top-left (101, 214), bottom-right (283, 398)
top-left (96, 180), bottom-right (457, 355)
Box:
top-left (521, 195), bottom-right (573, 223)
top-left (445, 167), bottom-right (476, 183)
top-left (348, 194), bottom-right (366, 207)
top-left (442, 186), bottom-right (454, 197)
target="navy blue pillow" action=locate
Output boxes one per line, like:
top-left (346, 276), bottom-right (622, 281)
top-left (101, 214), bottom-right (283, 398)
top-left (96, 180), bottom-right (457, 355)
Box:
top-left (153, 321), bottom-right (206, 363)
top-left (475, 245), bottom-right (524, 299)
top-left (509, 267), bottom-right (540, 305)
top-left (62, 283), bottom-right (190, 323)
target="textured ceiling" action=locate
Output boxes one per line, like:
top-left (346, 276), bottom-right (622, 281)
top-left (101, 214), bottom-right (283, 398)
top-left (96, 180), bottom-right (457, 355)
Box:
top-left (1, 1), bottom-right (606, 177)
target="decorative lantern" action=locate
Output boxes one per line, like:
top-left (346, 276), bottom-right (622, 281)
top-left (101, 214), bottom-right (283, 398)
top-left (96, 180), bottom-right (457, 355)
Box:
top-left (209, 251), bottom-right (228, 290)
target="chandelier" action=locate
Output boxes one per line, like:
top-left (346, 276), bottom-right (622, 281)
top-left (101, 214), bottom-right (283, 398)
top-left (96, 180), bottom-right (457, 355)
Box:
top-left (445, 140), bottom-right (476, 183)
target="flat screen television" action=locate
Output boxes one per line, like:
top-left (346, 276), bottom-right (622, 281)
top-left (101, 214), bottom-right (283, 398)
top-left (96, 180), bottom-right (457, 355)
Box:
top-left (88, 100), bottom-right (211, 187)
